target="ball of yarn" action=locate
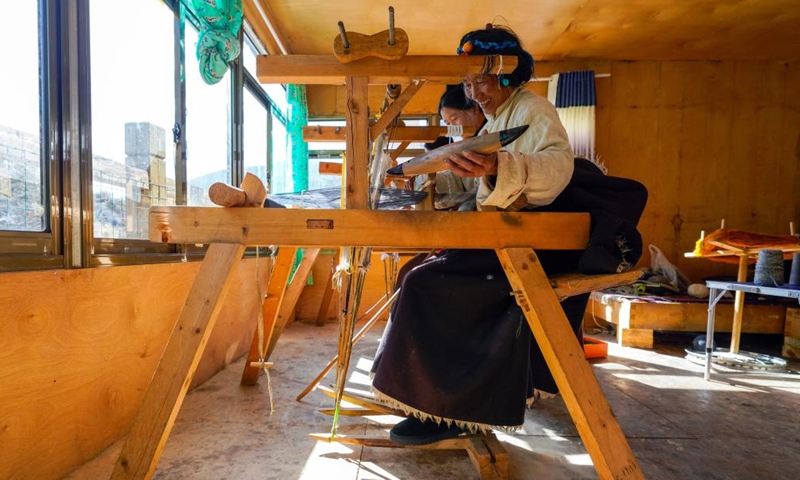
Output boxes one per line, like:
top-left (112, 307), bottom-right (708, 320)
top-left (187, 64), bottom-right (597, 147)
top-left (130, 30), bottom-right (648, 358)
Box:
top-left (753, 249), bottom-right (784, 287)
top-left (687, 283), bottom-right (709, 299)
top-left (692, 335), bottom-right (716, 352)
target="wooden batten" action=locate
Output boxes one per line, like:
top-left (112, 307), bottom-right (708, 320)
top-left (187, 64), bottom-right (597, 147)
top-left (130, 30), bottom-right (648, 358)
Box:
top-left (243, 0), bottom-right (291, 55)
top-left (303, 125), bottom-right (477, 142)
top-left (256, 55), bottom-right (517, 85)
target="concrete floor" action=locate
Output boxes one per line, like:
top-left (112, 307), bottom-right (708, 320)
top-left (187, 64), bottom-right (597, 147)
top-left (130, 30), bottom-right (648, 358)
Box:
top-left (67, 321), bottom-right (800, 480)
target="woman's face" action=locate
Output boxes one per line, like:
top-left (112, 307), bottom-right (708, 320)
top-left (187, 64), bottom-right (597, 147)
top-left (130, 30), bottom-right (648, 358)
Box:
top-left (440, 105), bottom-right (484, 127)
top-left (462, 74), bottom-right (513, 116)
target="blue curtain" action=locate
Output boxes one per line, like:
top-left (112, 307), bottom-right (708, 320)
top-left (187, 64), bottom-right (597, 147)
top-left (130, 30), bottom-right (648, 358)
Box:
top-left (555, 70), bottom-right (596, 109)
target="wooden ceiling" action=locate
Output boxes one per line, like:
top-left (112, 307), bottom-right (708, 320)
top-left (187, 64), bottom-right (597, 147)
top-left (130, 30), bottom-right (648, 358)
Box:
top-left (245, 0), bottom-right (800, 61)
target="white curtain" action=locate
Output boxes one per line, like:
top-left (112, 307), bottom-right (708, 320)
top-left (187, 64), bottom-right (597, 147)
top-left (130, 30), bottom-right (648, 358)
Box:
top-left (547, 70), bottom-right (600, 169)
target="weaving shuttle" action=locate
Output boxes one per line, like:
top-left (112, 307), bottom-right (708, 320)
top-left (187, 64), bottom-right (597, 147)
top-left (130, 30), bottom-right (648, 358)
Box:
top-left (386, 125), bottom-right (529, 176)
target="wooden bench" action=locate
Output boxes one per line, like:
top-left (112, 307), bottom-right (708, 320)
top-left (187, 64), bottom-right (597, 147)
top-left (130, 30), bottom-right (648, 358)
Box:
top-left (587, 292), bottom-right (788, 349)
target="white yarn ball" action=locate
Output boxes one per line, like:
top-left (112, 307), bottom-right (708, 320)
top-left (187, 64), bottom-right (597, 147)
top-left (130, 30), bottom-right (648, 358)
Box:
top-left (687, 283), bottom-right (709, 299)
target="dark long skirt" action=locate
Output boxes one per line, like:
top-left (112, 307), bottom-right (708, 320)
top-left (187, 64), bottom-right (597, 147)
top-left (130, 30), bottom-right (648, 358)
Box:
top-left (371, 248), bottom-right (588, 430)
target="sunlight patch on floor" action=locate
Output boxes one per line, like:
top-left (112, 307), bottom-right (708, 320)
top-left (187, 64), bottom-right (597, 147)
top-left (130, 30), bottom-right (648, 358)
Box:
top-left (612, 373), bottom-right (763, 391)
top-left (564, 453), bottom-right (593, 466)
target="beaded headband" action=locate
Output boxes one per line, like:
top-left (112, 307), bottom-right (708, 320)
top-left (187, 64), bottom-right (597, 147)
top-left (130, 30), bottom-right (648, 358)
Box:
top-left (457, 39), bottom-right (518, 55)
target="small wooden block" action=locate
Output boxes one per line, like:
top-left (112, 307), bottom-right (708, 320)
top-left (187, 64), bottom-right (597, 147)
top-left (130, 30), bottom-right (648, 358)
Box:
top-left (465, 435), bottom-right (509, 480)
top-left (319, 161), bottom-right (343, 175)
top-left (334, 28), bottom-right (409, 63)
top-left (617, 327), bottom-right (654, 348)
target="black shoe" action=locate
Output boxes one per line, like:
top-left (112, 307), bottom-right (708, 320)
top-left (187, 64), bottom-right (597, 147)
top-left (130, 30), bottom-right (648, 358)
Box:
top-left (389, 417), bottom-right (465, 446)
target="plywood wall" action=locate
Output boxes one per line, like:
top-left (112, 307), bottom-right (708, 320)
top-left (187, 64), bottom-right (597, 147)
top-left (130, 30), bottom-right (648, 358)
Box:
top-left (306, 60), bottom-right (800, 283)
top-left (0, 259), bottom-right (269, 480)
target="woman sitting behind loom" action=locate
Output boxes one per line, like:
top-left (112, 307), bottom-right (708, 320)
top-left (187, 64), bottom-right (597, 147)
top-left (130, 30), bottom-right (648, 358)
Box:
top-left (371, 23), bottom-right (647, 446)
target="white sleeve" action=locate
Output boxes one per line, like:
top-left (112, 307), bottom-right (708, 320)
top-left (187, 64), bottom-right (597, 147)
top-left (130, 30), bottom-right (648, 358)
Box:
top-left (477, 102), bottom-right (573, 210)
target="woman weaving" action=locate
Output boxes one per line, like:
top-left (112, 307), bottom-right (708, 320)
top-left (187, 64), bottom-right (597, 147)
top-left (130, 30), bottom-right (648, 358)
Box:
top-left (371, 24), bottom-right (647, 445)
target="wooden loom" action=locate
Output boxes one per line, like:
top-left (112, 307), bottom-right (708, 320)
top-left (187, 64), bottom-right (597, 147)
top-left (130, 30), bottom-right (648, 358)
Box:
top-left (109, 54), bottom-right (645, 480)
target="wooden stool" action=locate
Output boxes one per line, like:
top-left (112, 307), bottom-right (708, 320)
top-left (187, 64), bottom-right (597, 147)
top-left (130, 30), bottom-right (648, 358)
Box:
top-left (312, 386), bottom-right (508, 480)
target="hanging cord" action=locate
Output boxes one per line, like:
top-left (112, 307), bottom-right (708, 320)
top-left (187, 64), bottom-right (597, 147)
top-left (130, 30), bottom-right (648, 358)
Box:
top-left (381, 252), bottom-right (400, 296)
top-left (446, 124), bottom-right (464, 137)
top-left (253, 246), bottom-right (276, 414)
top-left (330, 247), bottom-right (372, 439)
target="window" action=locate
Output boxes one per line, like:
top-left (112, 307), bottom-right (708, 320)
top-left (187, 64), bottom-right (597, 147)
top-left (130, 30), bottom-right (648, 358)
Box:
top-left (270, 111), bottom-right (290, 194)
top-left (243, 87), bottom-right (269, 188)
top-left (242, 35), bottom-right (288, 118)
top-left (0, 1), bottom-right (294, 271)
top-left (0, 2), bottom-right (45, 233)
top-left (89, 0), bottom-right (176, 240)
top-left (185, 23), bottom-right (231, 206)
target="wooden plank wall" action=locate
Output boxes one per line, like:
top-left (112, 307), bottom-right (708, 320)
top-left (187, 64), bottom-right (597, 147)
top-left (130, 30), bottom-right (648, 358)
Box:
top-left (306, 59), bottom-right (800, 285)
top-left (0, 259), bottom-right (269, 480)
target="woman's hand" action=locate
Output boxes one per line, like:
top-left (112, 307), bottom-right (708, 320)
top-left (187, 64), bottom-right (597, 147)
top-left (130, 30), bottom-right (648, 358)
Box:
top-left (446, 150), bottom-right (498, 177)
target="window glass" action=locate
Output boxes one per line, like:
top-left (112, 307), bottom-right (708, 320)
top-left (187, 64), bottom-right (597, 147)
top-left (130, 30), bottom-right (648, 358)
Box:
top-left (270, 112), bottom-right (290, 193)
top-left (0, 2), bottom-right (45, 232)
top-left (306, 120), bottom-right (345, 191)
top-left (242, 36), bottom-right (289, 117)
top-left (185, 24), bottom-right (230, 206)
top-left (243, 88), bottom-right (268, 188)
top-left (89, 0), bottom-right (176, 239)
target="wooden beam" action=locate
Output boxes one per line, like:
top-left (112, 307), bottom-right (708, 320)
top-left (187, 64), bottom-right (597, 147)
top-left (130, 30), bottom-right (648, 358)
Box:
top-left (240, 246), bottom-right (297, 385)
top-left (370, 80), bottom-right (427, 141)
top-left (111, 243), bottom-right (245, 480)
top-left (148, 207), bottom-right (590, 251)
top-left (550, 268), bottom-right (645, 301)
top-left (389, 141), bottom-right (411, 161)
top-left (314, 256), bottom-right (336, 325)
top-left (264, 248), bottom-right (321, 358)
top-left (496, 248), bottom-right (643, 480)
top-left (303, 125), bottom-right (477, 142)
top-left (256, 55), bottom-right (517, 85)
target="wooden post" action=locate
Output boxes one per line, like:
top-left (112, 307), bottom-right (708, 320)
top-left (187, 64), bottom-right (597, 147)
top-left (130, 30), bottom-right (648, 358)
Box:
top-left (729, 252), bottom-right (750, 353)
top-left (345, 75), bottom-right (369, 210)
top-left (496, 248), bottom-right (644, 480)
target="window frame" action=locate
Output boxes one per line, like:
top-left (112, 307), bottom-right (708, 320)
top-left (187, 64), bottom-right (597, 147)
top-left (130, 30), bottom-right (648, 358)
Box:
top-left (0, 0), bottom-right (291, 272)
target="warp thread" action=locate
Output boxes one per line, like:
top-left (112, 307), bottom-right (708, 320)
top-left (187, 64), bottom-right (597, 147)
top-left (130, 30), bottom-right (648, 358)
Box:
top-left (789, 253), bottom-right (800, 286)
top-left (753, 249), bottom-right (784, 287)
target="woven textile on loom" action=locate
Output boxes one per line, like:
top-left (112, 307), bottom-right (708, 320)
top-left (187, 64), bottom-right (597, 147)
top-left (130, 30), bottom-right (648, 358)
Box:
top-left (693, 228), bottom-right (800, 264)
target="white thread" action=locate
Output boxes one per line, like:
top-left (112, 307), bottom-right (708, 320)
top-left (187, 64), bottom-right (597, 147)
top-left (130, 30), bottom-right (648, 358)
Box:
top-left (446, 125), bottom-right (463, 137)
